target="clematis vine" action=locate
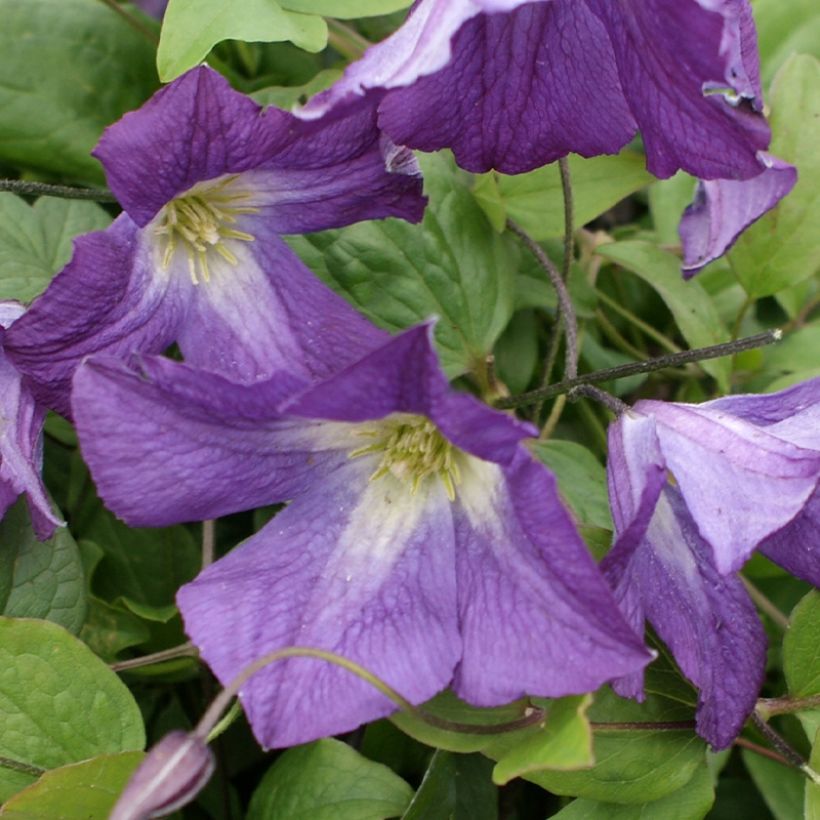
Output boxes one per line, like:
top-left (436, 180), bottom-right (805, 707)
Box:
top-left (72, 323), bottom-right (651, 748)
top-left (5, 65), bottom-right (424, 416)
top-left (0, 302), bottom-right (62, 539)
top-left (600, 378), bottom-right (820, 749)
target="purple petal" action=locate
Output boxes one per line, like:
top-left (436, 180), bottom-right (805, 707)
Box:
top-left (757, 484), bottom-right (820, 587)
top-left (72, 355), bottom-right (346, 527)
top-left (132, 0), bottom-right (167, 19)
top-left (282, 323), bottom-right (536, 466)
top-left (640, 399), bottom-right (820, 574)
top-left (96, 66), bottom-right (425, 229)
top-left (175, 228), bottom-right (387, 383)
top-left (606, 487), bottom-right (766, 750)
top-left (680, 155), bottom-right (797, 276)
top-left (177, 458), bottom-right (461, 748)
top-left (110, 731), bottom-right (214, 820)
top-left (4, 216), bottom-right (185, 417)
top-left (453, 449), bottom-right (652, 704)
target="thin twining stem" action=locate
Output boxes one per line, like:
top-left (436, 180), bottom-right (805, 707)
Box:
top-left (0, 179), bottom-right (117, 203)
top-left (742, 577), bottom-right (789, 631)
top-left (96, 0), bottom-right (159, 44)
top-left (202, 520), bottom-right (216, 569)
top-left (735, 737), bottom-right (792, 767)
top-left (558, 157), bottom-right (573, 285)
top-left (111, 642), bottom-right (198, 672)
top-left (752, 711), bottom-right (820, 784)
top-left (757, 694), bottom-right (820, 719)
top-left (496, 329), bottom-right (782, 410)
top-left (590, 720), bottom-right (694, 732)
top-left (507, 218), bottom-right (579, 382)
top-left (0, 756), bottom-right (46, 778)
top-left (569, 384), bottom-right (631, 416)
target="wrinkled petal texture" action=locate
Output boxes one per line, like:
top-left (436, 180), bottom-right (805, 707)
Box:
top-left (96, 66), bottom-right (424, 228)
top-left (303, 0), bottom-right (768, 178)
top-left (454, 450), bottom-right (652, 704)
top-left (178, 460), bottom-right (461, 748)
top-left (680, 155), bottom-right (797, 276)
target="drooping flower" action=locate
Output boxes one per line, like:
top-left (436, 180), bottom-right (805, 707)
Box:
top-left (0, 302), bottom-right (62, 539)
top-left (72, 324), bottom-right (651, 748)
top-left (679, 153), bottom-right (797, 276)
top-left (5, 66), bottom-right (424, 416)
top-left (601, 379), bottom-right (820, 748)
top-left (300, 0), bottom-right (770, 181)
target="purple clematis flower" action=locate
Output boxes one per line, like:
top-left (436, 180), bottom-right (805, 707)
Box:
top-left (132, 0), bottom-right (167, 19)
top-left (72, 324), bottom-right (651, 748)
top-left (601, 379), bottom-right (820, 748)
top-left (679, 153), bottom-right (797, 276)
top-left (5, 66), bottom-right (424, 417)
top-left (0, 302), bottom-right (62, 539)
top-left (300, 0), bottom-right (770, 181)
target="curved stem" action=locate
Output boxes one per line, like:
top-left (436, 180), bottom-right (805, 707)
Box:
top-left (111, 642), bottom-right (198, 672)
top-left (569, 384), bottom-right (630, 416)
top-left (0, 179), bottom-right (117, 202)
top-left (751, 711), bottom-right (817, 780)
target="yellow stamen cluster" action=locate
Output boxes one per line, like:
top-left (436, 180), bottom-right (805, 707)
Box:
top-left (154, 176), bottom-right (259, 285)
top-left (350, 415), bottom-right (462, 501)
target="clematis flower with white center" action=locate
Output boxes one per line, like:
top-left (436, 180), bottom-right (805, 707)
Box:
top-left (5, 66), bottom-right (424, 417)
top-left (72, 324), bottom-right (652, 748)
top-left (601, 380), bottom-right (820, 748)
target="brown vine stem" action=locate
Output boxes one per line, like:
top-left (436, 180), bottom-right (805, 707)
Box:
top-left (735, 737), bottom-right (792, 767)
top-left (111, 642), bottom-right (198, 672)
top-left (757, 694), bottom-right (820, 719)
top-left (590, 720), bottom-right (695, 732)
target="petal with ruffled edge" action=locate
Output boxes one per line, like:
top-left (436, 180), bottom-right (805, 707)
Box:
top-left (639, 398), bottom-right (820, 574)
top-left (608, 488), bottom-right (766, 749)
top-left (586, 0), bottom-right (769, 180)
top-left (72, 355), bottom-right (349, 527)
top-left (95, 66), bottom-right (425, 229)
top-left (177, 457), bottom-right (461, 748)
top-left (680, 155), bottom-right (797, 276)
top-left (453, 449), bottom-right (652, 703)
top-left (4, 216), bottom-right (186, 417)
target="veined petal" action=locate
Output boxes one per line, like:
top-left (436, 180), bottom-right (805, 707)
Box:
top-left (585, 0), bottom-right (769, 180)
top-left (681, 155), bottom-right (797, 276)
top-left (452, 450), bottom-right (651, 704)
top-left (175, 229), bottom-right (387, 383)
top-left (608, 488), bottom-right (766, 749)
top-left (178, 458), bottom-right (461, 748)
top-left (4, 216), bottom-right (185, 417)
top-left (72, 355), bottom-right (349, 527)
top-left (641, 399), bottom-right (820, 573)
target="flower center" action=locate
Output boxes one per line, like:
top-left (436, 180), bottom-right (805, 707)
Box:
top-left (349, 415), bottom-right (462, 501)
top-left (154, 175), bottom-right (259, 285)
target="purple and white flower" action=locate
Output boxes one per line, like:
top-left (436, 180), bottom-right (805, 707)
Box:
top-left (5, 66), bottom-right (424, 416)
top-left (72, 324), bottom-right (651, 748)
top-left (301, 0), bottom-right (770, 181)
top-left (602, 379), bottom-right (820, 748)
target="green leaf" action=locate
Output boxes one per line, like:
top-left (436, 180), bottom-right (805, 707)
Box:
top-left (742, 749), bottom-right (805, 820)
top-left (159, 0), bottom-right (328, 82)
top-left (531, 441), bottom-right (612, 530)
top-left (473, 151), bottom-right (652, 241)
top-left (729, 54), bottom-right (820, 297)
top-left (402, 752), bottom-right (497, 820)
top-left (0, 752), bottom-right (144, 819)
top-left (648, 172), bottom-right (697, 247)
top-left (807, 729), bottom-right (820, 820)
top-left (247, 738), bottom-right (413, 819)
top-left (288, 153), bottom-right (518, 379)
top-left (390, 690), bottom-right (534, 754)
top-left (0, 0), bottom-right (158, 183)
top-left (279, 0), bottom-right (412, 17)
top-left (549, 764), bottom-right (714, 820)
top-left (487, 695), bottom-right (594, 785)
top-left (525, 686), bottom-right (704, 804)
top-left (251, 68), bottom-right (342, 109)
top-left (754, 0), bottom-right (820, 85)
top-left (783, 590), bottom-right (820, 739)
top-left (596, 241), bottom-right (730, 389)
top-left (0, 500), bottom-right (85, 634)
top-left (0, 618), bottom-right (145, 802)
top-left (0, 195), bottom-right (111, 303)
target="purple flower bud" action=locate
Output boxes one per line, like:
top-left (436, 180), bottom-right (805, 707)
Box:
top-left (110, 731), bottom-right (215, 820)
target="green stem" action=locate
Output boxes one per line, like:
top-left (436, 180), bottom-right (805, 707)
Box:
top-left (595, 309), bottom-right (648, 361)
top-left (0, 179), bottom-right (117, 202)
top-left (327, 19), bottom-right (371, 60)
top-left (111, 642), bottom-right (198, 672)
top-left (96, 0), bottom-right (159, 43)
top-left (595, 288), bottom-right (680, 354)
top-left (741, 577), bottom-right (789, 631)
top-left (0, 756), bottom-right (45, 778)
top-left (202, 520), bottom-right (216, 569)
top-left (590, 721), bottom-right (694, 732)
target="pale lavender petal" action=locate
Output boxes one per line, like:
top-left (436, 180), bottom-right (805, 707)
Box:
top-left (757, 485), bottom-right (820, 587)
top-left (681, 155), bottom-right (797, 276)
top-left (178, 458), bottom-right (461, 748)
top-left (176, 227), bottom-right (386, 383)
top-left (94, 67), bottom-right (283, 226)
top-left (110, 732), bottom-right (214, 820)
top-left (453, 450), bottom-right (652, 703)
top-left (586, 0), bottom-right (769, 180)
top-left (640, 399), bottom-right (820, 573)
top-left (4, 216), bottom-right (185, 417)
top-left (606, 488), bottom-right (766, 749)
top-left (282, 323), bottom-right (536, 465)
top-left (72, 355), bottom-right (346, 527)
